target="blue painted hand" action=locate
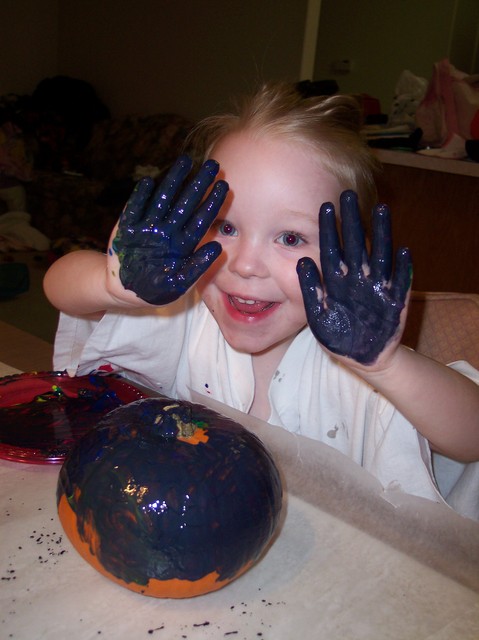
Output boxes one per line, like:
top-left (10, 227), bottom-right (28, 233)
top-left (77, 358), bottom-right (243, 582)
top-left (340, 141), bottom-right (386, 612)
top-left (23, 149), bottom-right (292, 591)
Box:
top-left (112, 155), bottom-right (228, 305)
top-left (296, 190), bottom-right (412, 365)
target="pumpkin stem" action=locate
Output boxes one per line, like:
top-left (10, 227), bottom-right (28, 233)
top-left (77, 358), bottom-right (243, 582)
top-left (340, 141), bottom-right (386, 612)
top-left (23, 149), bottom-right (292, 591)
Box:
top-left (152, 403), bottom-right (196, 440)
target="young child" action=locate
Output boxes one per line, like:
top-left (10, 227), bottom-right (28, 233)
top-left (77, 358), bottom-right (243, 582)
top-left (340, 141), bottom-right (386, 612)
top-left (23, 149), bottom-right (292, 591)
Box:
top-left (44, 83), bottom-right (479, 515)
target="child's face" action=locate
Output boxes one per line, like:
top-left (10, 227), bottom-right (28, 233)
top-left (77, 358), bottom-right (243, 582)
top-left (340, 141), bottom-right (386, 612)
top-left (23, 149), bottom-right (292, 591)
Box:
top-left (198, 131), bottom-right (342, 358)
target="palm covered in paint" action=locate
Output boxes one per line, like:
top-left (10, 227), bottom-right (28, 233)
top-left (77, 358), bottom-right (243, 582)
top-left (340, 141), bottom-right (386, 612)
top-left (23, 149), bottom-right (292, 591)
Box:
top-left (297, 191), bottom-right (412, 365)
top-left (112, 156), bottom-right (228, 305)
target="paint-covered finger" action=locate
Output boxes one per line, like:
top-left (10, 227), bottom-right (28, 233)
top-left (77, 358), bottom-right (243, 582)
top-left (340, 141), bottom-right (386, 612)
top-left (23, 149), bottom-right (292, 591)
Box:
top-left (319, 202), bottom-right (342, 279)
top-left (297, 257), bottom-right (324, 316)
top-left (145, 155), bottom-right (194, 225)
top-left (184, 180), bottom-right (229, 246)
top-left (390, 247), bottom-right (413, 303)
top-left (168, 159), bottom-right (220, 229)
top-left (340, 190), bottom-right (367, 274)
top-left (119, 177), bottom-right (155, 227)
top-left (178, 241), bottom-right (223, 289)
top-left (369, 203), bottom-right (393, 283)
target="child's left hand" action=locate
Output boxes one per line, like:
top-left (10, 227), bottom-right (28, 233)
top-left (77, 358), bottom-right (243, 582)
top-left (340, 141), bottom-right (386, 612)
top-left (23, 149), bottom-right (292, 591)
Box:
top-left (296, 191), bottom-right (412, 366)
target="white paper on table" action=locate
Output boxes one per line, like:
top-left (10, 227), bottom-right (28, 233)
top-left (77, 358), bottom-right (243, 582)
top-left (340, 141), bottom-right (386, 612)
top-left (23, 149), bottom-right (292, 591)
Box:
top-left (191, 391), bottom-right (479, 591)
top-left (0, 375), bottom-right (478, 640)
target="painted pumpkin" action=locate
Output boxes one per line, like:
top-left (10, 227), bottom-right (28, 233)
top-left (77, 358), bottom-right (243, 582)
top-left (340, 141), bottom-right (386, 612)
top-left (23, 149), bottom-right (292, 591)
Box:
top-left (57, 397), bottom-right (282, 598)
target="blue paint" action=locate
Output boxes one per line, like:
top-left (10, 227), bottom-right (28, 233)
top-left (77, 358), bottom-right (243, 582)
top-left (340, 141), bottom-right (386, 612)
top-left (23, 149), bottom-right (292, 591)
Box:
top-left (57, 397), bottom-right (282, 586)
top-left (0, 377), bottom-right (123, 458)
top-left (112, 156), bottom-right (228, 305)
top-left (297, 190), bottom-right (412, 365)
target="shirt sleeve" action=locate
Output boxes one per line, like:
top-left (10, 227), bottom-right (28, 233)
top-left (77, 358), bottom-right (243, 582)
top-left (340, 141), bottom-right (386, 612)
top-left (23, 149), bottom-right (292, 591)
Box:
top-left (52, 295), bottom-right (195, 396)
top-left (432, 360), bottom-right (479, 520)
top-left (53, 312), bottom-right (99, 377)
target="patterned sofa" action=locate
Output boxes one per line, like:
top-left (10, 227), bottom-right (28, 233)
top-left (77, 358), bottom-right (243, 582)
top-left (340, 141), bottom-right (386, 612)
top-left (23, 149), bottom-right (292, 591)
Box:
top-left (25, 112), bottom-right (194, 247)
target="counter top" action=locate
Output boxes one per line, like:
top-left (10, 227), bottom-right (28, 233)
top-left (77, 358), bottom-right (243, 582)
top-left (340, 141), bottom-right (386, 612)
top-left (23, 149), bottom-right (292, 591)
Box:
top-left (376, 148), bottom-right (479, 177)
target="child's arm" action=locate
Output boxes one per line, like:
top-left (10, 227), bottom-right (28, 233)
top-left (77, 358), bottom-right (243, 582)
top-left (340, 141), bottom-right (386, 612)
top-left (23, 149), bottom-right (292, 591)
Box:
top-left (297, 191), bottom-right (479, 462)
top-left (44, 156), bottom-right (228, 316)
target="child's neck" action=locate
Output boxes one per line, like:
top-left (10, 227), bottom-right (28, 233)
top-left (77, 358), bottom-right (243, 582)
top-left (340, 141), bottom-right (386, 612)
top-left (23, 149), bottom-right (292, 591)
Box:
top-left (249, 340), bottom-right (291, 422)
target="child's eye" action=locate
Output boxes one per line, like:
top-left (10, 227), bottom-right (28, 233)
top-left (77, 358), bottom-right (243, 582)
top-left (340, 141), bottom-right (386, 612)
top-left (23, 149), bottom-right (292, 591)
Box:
top-left (277, 231), bottom-right (306, 247)
top-left (216, 221), bottom-right (237, 237)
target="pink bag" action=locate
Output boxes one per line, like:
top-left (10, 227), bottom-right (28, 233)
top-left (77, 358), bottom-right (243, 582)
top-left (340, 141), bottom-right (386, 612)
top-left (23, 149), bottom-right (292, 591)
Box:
top-left (415, 59), bottom-right (479, 147)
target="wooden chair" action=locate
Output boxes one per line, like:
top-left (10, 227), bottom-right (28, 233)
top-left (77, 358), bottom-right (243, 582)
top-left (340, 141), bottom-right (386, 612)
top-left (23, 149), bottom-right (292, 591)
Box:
top-left (402, 291), bottom-right (479, 369)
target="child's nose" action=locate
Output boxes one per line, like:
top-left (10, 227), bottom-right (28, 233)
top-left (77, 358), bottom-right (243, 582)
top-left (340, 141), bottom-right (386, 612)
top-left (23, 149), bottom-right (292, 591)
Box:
top-left (228, 239), bottom-right (269, 278)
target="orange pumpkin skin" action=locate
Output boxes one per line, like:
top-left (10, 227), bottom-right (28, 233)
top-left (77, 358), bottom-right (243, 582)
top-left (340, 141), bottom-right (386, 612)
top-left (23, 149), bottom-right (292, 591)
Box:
top-left (57, 397), bottom-right (282, 598)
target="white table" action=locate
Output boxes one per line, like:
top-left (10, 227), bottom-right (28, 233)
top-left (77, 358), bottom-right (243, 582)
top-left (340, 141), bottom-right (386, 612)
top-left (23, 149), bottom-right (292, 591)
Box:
top-left (1, 327), bottom-right (479, 639)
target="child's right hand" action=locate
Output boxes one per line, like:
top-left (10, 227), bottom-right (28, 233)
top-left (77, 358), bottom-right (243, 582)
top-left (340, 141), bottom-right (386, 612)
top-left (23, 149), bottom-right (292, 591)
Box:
top-left (109, 156), bottom-right (228, 305)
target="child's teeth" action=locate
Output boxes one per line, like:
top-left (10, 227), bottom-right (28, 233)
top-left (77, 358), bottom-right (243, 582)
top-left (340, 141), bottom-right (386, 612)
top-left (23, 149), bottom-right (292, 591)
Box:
top-left (229, 295), bottom-right (275, 314)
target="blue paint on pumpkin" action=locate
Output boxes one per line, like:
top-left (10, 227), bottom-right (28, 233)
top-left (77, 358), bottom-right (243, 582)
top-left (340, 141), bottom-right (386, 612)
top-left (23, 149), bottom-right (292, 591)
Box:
top-left (57, 397), bottom-right (282, 590)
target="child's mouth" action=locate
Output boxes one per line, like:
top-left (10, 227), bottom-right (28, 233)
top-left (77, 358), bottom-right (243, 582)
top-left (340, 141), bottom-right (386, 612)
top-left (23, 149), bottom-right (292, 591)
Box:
top-left (228, 295), bottom-right (276, 315)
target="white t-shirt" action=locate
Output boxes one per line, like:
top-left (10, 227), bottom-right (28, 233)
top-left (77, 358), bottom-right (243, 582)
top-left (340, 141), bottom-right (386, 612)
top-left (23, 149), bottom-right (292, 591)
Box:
top-left (53, 290), bottom-right (479, 513)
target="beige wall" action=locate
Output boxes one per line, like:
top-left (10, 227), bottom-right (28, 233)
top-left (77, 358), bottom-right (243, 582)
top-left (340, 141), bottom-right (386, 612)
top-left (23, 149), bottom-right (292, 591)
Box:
top-left (314, 0), bottom-right (479, 115)
top-left (1, 0), bottom-right (307, 119)
top-left (0, 0), bottom-right (59, 96)
top-left (3, 1), bottom-right (476, 122)
top-left (56, 0), bottom-right (307, 119)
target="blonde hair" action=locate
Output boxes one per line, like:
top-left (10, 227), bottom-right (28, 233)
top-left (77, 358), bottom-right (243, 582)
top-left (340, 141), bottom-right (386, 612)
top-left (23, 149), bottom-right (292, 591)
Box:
top-left (186, 82), bottom-right (380, 216)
